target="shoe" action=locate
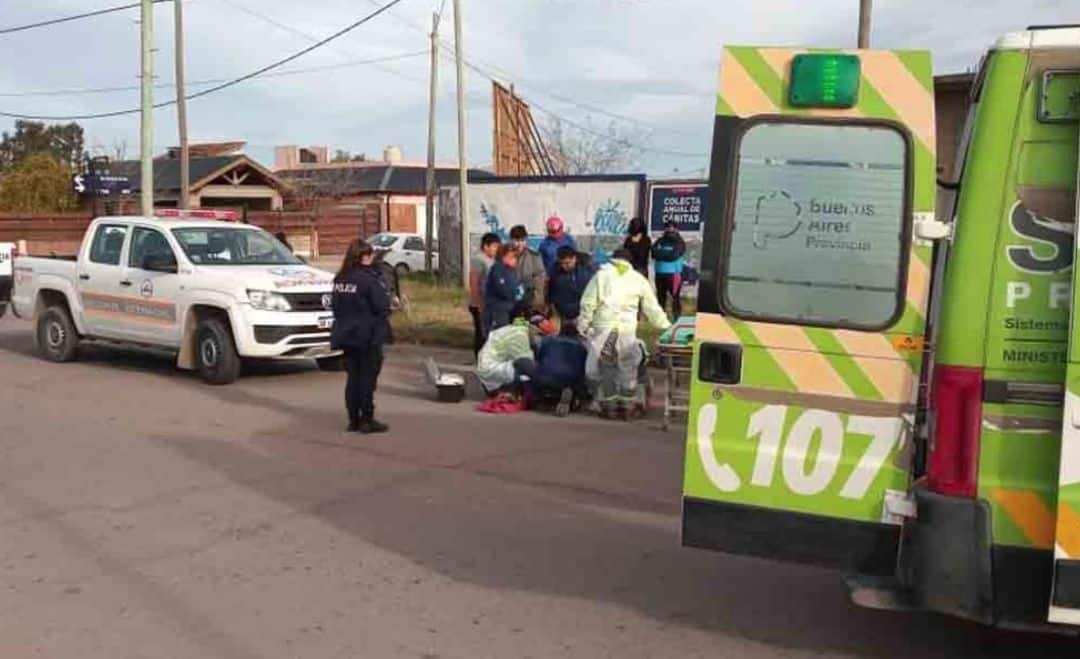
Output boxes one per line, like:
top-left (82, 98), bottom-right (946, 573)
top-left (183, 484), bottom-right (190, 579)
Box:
top-left (358, 418), bottom-right (389, 434)
top-left (347, 419), bottom-right (361, 432)
top-left (555, 388), bottom-right (573, 417)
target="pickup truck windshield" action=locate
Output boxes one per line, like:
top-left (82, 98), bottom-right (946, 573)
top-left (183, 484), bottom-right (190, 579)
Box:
top-left (172, 227), bottom-right (301, 266)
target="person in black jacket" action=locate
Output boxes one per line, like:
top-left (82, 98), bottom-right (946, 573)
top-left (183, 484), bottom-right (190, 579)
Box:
top-left (331, 238), bottom-right (391, 434)
top-left (547, 246), bottom-right (595, 332)
top-left (651, 221), bottom-right (688, 319)
top-left (622, 217), bottom-right (651, 276)
top-left (483, 244), bottom-right (525, 331)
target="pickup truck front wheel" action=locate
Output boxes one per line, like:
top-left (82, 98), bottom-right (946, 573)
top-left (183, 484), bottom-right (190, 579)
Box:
top-left (195, 318), bottom-right (241, 385)
top-left (37, 305), bottom-right (79, 363)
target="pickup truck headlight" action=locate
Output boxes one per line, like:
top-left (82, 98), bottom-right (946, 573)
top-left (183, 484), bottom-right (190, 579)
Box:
top-left (247, 289), bottom-right (291, 312)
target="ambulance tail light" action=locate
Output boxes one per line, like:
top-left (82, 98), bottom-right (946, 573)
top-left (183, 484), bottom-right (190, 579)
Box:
top-left (927, 365), bottom-right (984, 498)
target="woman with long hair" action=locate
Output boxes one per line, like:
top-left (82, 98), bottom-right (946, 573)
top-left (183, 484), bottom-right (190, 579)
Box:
top-left (330, 238), bottom-right (391, 433)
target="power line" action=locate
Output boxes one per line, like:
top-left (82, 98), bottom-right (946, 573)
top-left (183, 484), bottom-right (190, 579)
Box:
top-left (366, 0), bottom-right (704, 139)
top-left (526, 97), bottom-right (706, 159)
top-left (0, 0), bottom-right (171, 35)
top-left (219, 0), bottom-right (426, 85)
top-left (447, 55), bottom-right (706, 158)
top-left (0, 51), bottom-right (428, 98)
top-left (0, 0), bottom-right (411, 121)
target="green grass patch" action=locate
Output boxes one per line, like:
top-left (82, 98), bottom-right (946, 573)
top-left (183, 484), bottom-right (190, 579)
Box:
top-left (392, 273), bottom-right (473, 349)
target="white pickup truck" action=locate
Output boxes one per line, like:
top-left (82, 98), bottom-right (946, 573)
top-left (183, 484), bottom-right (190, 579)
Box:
top-left (0, 241), bottom-right (13, 318)
top-left (10, 211), bottom-right (343, 384)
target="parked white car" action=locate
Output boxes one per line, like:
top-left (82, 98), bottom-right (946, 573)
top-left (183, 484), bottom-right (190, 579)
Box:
top-left (370, 232), bottom-right (438, 273)
top-left (10, 211), bottom-right (342, 384)
top-left (0, 241), bottom-right (14, 318)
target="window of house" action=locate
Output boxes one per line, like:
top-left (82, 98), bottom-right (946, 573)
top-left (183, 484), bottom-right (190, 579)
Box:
top-left (721, 120), bottom-right (911, 330)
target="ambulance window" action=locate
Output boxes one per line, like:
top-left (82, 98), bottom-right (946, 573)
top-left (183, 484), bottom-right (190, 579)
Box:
top-left (722, 120), bottom-right (910, 330)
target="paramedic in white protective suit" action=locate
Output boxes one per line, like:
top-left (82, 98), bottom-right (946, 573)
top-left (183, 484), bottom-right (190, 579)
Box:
top-left (577, 248), bottom-right (671, 419)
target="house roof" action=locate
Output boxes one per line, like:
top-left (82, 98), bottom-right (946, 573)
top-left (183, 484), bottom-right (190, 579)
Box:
top-left (110, 155), bottom-right (287, 194)
top-left (277, 164), bottom-right (490, 196)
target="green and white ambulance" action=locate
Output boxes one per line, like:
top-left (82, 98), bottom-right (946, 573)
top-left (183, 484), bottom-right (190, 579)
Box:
top-left (683, 27), bottom-right (1080, 630)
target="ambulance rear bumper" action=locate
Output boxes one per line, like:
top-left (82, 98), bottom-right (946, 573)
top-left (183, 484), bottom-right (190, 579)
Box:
top-left (681, 497), bottom-right (899, 576)
top-left (899, 488), bottom-right (1055, 628)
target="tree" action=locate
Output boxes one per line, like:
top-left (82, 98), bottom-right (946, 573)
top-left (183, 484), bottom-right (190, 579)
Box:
top-left (539, 116), bottom-right (645, 175)
top-left (0, 152), bottom-right (79, 212)
top-left (0, 120), bottom-right (85, 172)
top-left (331, 149), bottom-right (367, 163)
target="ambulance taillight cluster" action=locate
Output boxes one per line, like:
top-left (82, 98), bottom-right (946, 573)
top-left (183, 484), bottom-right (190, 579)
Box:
top-left (927, 365), bottom-right (984, 498)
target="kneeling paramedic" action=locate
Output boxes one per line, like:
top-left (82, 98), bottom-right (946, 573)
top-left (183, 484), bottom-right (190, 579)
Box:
top-left (331, 238), bottom-right (391, 434)
top-left (577, 248), bottom-right (671, 419)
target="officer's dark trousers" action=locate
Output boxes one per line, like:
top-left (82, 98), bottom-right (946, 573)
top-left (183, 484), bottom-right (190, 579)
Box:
top-left (344, 345), bottom-right (383, 422)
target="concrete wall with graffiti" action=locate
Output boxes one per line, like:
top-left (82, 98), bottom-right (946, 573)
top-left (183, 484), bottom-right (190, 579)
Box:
top-left (466, 175), bottom-right (646, 266)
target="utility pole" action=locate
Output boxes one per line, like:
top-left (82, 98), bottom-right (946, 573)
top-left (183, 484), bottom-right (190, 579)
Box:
top-left (424, 11), bottom-right (440, 273)
top-left (139, 0), bottom-right (154, 216)
top-left (452, 0), bottom-right (469, 288)
top-left (174, 0), bottom-right (190, 209)
top-left (857, 0), bottom-right (872, 49)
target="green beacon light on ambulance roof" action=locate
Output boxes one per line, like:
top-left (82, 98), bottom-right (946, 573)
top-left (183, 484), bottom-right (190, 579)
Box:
top-left (789, 53), bottom-right (860, 108)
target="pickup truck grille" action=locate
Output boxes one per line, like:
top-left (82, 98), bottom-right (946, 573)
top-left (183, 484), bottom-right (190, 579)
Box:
top-left (254, 325), bottom-right (329, 344)
top-left (282, 292), bottom-right (332, 312)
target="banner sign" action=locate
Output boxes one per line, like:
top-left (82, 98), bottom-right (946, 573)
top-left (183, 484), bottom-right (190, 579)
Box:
top-left (648, 183), bottom-right (707, 233)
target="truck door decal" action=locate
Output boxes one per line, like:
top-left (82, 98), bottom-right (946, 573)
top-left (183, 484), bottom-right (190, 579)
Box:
top-left (82, 292), bottom-right (177, 325)
top-left (1006, 201), bottom-right (1073, 273)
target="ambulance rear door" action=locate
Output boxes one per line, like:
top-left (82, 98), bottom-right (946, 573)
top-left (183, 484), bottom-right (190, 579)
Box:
top-left (1049, 68), bottom-right (1080, 625)
top-left (682, 47), bottom-right (936, 576)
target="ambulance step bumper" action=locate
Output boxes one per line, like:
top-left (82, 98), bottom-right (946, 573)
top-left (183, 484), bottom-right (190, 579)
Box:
top-left (681, 497), bottom-right (899, 576)
top-left (898, 488), bottom-right (1055, 627)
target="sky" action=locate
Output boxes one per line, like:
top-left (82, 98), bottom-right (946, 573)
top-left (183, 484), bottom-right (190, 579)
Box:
top-left (0, 0), bottom-right (1073, 176)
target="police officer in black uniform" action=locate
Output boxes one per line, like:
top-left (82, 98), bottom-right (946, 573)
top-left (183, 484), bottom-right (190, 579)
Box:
top-left (331, 238), bottom-right (391, 433)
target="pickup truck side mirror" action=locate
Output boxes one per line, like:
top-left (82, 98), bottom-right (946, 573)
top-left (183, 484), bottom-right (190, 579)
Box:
top-left (141, 252), bottom-right (178, 273)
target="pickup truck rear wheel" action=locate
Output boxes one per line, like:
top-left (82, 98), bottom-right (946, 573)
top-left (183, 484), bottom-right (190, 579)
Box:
top-left (37, 305), bottom-right (79, 363)
top-left (195, 317), bottom-right (241, 385)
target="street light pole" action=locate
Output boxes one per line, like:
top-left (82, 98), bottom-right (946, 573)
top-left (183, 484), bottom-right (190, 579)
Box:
top-left (140, 0), bottom-right (154, 216)
top-left (175, 0), bottom-right (190, 209)
top-left (858, 0), bottom-right (872, 49)
top-left (452, 0), bottom-right (469, 288)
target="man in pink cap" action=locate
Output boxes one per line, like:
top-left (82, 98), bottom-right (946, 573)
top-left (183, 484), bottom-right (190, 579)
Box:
top-left (538, 215), bottom-right (577, 275)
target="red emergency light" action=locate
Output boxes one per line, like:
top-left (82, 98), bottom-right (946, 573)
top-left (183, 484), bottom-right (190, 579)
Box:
top-left (156, 209), bottom-right (239, 221)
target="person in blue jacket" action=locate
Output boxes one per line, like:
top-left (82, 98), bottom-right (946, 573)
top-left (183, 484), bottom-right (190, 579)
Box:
top-left (537, 215), bottom-right (576, 275)
top-left (651, 221), bottom-right (687, 319)
top-left (483, 244), bottom-right (525, 331)
top-left (546, 246), bottom-right (595, 333)
top-left (331, 238), bottom-right (391, 434)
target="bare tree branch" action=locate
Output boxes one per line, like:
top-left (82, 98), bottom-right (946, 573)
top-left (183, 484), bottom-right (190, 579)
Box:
top-left (538, 116), bottom-right (646, 175)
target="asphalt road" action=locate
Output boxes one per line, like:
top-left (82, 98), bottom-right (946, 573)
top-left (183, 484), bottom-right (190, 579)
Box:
top-left (0, 316), bottom-right (1076, 658)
